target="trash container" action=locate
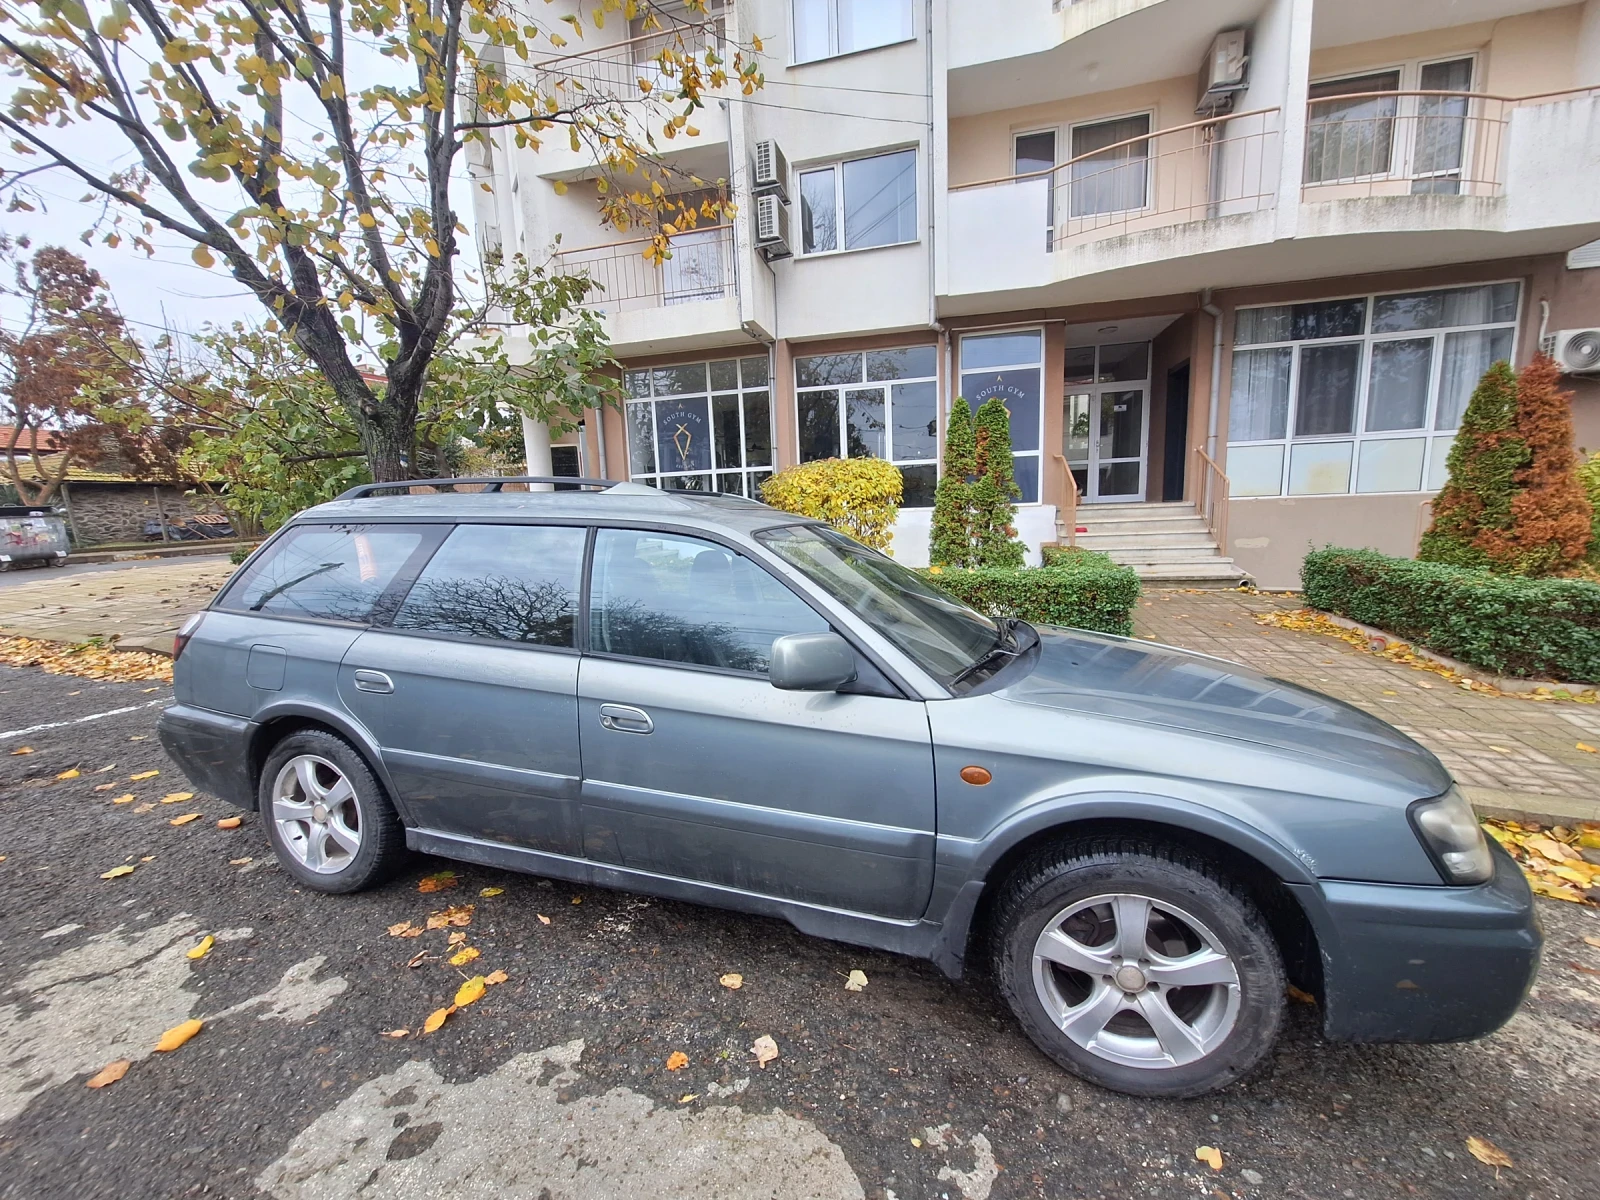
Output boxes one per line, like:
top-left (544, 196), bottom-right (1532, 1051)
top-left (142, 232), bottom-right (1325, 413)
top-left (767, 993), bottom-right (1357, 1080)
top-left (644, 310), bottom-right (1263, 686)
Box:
top-left (0, 505), bottom-right (70, 570)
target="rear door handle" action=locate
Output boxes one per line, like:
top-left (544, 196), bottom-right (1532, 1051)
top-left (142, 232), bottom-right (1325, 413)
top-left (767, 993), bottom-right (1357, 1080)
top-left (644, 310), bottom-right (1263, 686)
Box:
top-left (598, 703), bottom-right (653, 734)
top-left (352, 669), bottom-right (394, 694)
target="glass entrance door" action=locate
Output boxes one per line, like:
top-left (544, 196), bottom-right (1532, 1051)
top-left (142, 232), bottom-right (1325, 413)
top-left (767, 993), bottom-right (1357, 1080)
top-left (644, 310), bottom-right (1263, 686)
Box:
top-left (1064, 342), bottom-right (1150, 503)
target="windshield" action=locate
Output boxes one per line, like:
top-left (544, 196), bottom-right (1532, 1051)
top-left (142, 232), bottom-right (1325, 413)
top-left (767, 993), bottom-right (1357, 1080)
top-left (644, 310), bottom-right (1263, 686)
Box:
top-left (756, 524), bottom-right (999, 684)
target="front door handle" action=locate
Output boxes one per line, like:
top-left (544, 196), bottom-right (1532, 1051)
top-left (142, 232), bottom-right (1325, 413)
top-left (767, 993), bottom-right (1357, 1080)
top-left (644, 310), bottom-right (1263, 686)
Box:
top-left (598, 703), bottom-right (653, 734)
top-left (352, 669), bottom-right (394, 695)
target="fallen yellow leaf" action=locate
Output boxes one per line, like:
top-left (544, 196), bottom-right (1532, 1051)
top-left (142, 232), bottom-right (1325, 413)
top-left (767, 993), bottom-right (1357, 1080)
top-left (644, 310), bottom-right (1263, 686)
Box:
top-left (155, 1019), bottom-right (202, 1052)
top-left (56, 768), bottom-right (80, 780)
top-left (449, 946), bottom-right (480, 966)
top-left (424, 904), bottom-right (474, 930)
top-left (186, 935), bottom-right (215, 960)
top-left (455, 976), bottom-right (487, 1007)
top-left (422, 1006), bottom-right (451, 1034)
top-left (1466, 1136), bottom-right (1512, 1170)
top-left (129, 770), bottom-right (159, 781)
top-left (719, 973), bottom-right (743, 990)
top-left (111, 794), bottom-right (135, 805)
top-left (381, 1029), bottom-right (410, 1039)
top-left (418, 870), bottom-right (458, 893)
top-left (844, 969), bottom-right (868, 992)
top-left (1195, 1146), bottom-right (1223, 1171)
top-left (9, 746), bottom-right (32, 755)
top-left (160, 792), bottom-right (193, 804)
top-left (217, 816), bottom-right (241, 830)
top-left (447, 930), bottom-right (467, 946)
top-left (229, 856), bottom-right (253, 865)
top-left (169, 813), bottom-right (201, 826)
top-left (1584, 936), bottom-right (1600, 949)
top-left (1578, 742), bottom-right (1597, 753)
top-left (750, 1034), bottom-right (779, 1069)
top-left (678, 1093), bottom-right (698, 1104)
top-left (485, 970), bottom-right (508, 985)
top-left (537, 914), bottom-right (551, 925)
top-left (911, 1137), bottom-right (922, 1148)
top-left (479, 887), bottom-right (504, 897)
top-left (100, 865), bottom-right (135, 879)
top-left (666, 1051), bottom-right (689, 1071)
top-left (86, 1060), bottom-right (130, 1089)
top-left (132, 803), bottom-right (155, 813)
top-left (388, 921), bottom-right (416, 937)
top-left (1286, 984), bottom-right (1317, 1005)
top-left (570, 895), bottom-right (582, 905)
top-left (93, 782), bottom-right (116, 792)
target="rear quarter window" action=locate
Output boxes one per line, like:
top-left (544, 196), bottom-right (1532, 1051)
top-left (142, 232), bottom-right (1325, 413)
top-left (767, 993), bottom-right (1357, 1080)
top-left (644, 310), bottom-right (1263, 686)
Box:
top-left (219, 523), bottom-right (434, 623)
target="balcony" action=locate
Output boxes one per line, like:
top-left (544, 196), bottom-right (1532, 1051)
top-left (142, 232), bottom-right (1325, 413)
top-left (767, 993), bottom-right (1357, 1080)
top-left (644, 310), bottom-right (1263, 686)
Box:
top-left (550, 226), bottom-right (743, 356)
top-left (943, 108), bottom-right (1282, 311)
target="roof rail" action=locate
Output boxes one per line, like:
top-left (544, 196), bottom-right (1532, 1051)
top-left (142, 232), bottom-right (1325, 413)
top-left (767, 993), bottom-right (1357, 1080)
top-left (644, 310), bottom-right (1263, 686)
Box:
top-left (334, 475), bottom-right (621, 501)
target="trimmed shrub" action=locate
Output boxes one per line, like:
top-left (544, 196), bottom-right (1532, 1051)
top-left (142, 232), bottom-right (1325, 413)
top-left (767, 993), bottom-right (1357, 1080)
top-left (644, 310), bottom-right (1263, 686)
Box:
top-left (972, 396), bottom-right (1025, 568)
top-left (1418, 359), bottom-right (1522, 570)
top-left (922, 551), bottom-right (1141, 637)
top-left (930, 397), bottom-right (977, 567)
top-left (1302, 546), bottom-right (1600, 682)
top-left (762, 457), bottom-right (903, 552)
top-left (1580, 449), bottom-right (1600, 562)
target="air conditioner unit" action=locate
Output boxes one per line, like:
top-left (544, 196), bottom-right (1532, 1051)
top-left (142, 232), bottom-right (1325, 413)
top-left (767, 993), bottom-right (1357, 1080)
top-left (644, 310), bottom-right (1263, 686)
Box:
top-left (1196, 28), bottom-right (1249, 115)
top-left (754, 193), bottom-right (791, 260)
top-left (1547, 328), bottom-right (1600, 374)
top-left (752, 139), bottom-right (789, 202)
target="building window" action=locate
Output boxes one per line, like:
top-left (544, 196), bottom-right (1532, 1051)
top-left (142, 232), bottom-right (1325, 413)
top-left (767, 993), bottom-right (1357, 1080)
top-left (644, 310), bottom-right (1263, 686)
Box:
top-left (1014, 130), bottom-right (1057, 246)
top-left (1306, 57), bottom-right (1475, 193)
top-left (794, 346), bottom-right (939, 506)
top-left (958, 330), bottom-right (1044, 504)
top-left (1069, 114), bottom-right (1150, 218)
top-left (624, 356), bottom-right (774, 496)
top-left (792, 0), bottom-right (913, 65)
top-left (798, 149), bottom-right (917, 255)
top-left (1226, 282), bottom-right (1519, 498)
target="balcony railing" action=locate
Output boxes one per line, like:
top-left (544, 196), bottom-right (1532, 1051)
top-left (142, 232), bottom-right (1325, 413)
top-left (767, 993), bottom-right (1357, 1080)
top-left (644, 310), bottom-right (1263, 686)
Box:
top-left (1300, 86), bottom-right (1600, 199)
top-left (533, 23), bottom-right (726, 107)
top-left (950, 108), bottom-right (1281, 251)
top-left (551, 226), bottom-right (735, 313)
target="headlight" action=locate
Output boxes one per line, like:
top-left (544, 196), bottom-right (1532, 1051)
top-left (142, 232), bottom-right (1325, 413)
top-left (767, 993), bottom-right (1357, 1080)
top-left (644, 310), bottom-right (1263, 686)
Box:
top-left (1409, 787), bottom-right (1494, 885)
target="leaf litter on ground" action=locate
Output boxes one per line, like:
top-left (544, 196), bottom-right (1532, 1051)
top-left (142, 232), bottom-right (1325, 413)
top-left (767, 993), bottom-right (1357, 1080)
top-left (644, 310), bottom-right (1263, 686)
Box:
top-left (1483, 818), bottom-right (1600, 904)
top-left (0, 636), bottom-right (172, 683)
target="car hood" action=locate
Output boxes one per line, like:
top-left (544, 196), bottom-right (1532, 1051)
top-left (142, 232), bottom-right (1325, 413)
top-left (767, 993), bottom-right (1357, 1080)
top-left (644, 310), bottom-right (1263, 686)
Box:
top-left (993, 624), bottom-right (1450, 798)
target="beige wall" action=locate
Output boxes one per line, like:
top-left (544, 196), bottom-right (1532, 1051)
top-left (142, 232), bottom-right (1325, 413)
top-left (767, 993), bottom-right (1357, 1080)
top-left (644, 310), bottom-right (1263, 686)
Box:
top-left (1230, 492), bottom-right (1437, 590)
top-left (1148, 312), bottom-right (1197, 502)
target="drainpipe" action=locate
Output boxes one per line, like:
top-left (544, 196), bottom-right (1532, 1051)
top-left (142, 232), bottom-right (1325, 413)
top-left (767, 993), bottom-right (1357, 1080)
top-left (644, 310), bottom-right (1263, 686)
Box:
top-left (1201, 288), bottom-right (1224, 458)
top-left (592, 407), bottom-right (610, 479)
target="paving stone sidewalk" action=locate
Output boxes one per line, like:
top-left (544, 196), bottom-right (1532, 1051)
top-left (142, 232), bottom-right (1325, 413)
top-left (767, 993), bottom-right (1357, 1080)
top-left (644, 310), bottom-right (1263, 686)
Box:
top-left (1136, 588), bottom-right (1600, 818)
top-left (0, 558), bottom-right (235, 652)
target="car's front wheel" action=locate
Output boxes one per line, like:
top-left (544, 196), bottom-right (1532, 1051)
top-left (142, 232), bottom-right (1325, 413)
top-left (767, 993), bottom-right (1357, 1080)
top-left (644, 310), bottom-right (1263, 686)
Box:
top-left (992, 838), bottom-right (1285, 1098)
top-left (259, 728), bottom-right (407, 893)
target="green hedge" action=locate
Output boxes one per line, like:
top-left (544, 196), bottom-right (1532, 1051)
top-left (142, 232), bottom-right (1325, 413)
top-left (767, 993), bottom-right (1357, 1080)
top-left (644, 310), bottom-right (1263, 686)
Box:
top-left (921, 550), bottom-right (1141, 637)
top-left (1302, 547), bottom-right (1600, 683)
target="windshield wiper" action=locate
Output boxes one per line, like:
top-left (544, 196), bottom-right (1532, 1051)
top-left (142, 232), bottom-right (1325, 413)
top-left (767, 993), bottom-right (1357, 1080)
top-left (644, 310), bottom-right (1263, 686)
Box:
top-left (250, 561), bottom-right (342, 611)
top-left (951, 618), bottom-right (1022, 687)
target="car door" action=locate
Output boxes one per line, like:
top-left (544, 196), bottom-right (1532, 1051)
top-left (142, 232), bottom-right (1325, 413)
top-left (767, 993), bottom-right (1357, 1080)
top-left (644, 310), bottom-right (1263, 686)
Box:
top-left (338, 521), bottom-right (588, 855)
top-left (578, 527), bottom-right (936, 920)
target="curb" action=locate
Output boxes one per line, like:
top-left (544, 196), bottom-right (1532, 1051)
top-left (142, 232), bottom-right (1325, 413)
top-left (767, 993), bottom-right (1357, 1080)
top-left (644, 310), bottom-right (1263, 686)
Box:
top-left (1320, 612), bottom-right (1591, 696)
top-left (1463, 784), bottom-right (1600, 829)
top-left (66, 541), bottom-right (255, 565)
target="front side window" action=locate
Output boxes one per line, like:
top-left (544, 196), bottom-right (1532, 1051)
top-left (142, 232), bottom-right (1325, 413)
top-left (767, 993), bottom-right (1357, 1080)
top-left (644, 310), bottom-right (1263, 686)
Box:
top-left (758, 524), bottom-right (996, 686)
top-left (220, 523), bottom-right (432, 624)
top-left (589, 529), bottom-right (827, 674)
top-left (623, 356), bottom-right (774, 497)
top-left (794, 345), bottom-right (939, 506)
top-left (798, 149), bottom-right (917, 254)
top-left (1226, 282), bottom-right (1519, 498)
top-left (792, 0), bottom-right (913, 65)
top-left (1069, 115), bottom-right (1150, 218)
top-left (390, 524), bottom-right (586, 647)
top-left (958, 329), bottom-right (1044, 503)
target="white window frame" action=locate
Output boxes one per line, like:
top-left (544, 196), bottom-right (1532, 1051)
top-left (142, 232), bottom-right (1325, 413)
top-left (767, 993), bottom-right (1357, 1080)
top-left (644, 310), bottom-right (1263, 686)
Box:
top-left (1226, 279), bottom-right (1522, 498)
top-left (1012, 127), bottom-right (1059, 246)
top-left (957, 327), bottom-right (1047, 506)
top-left (790, 0), bottom-right (916, 66)
top-left (1306, 53), bottom-right (1479, 189)
top-left (794, 147), bottom-right (920, 258)
top-left (623, 355), bottom-right (777, 497)
top-left (1064, 110), bottom-right (1155, 220)
top-left (792, 347), bottom-right (940, 507)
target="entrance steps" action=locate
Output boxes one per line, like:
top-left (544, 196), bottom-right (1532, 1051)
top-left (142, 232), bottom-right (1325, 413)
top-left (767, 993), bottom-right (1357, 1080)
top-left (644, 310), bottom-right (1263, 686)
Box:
top-left (1050, 502), bottom-right (1247, 587)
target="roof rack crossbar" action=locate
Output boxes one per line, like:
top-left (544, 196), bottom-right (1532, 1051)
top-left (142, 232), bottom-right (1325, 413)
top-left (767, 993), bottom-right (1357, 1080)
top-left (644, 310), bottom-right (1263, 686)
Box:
top-left (334, 475), bottom-right (621, 501)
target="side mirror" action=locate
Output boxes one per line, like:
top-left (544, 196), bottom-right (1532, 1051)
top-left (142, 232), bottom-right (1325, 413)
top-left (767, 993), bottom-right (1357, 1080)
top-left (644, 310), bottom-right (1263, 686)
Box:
top-left (770, 631), bottom-right (858, 692)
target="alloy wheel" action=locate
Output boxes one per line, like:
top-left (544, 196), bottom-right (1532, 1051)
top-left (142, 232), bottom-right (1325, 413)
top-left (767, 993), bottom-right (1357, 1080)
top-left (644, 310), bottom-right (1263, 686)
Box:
top-left (271, 753), bottom-right (362, 874)
top-left (1030, 892), bottom-right (1241, 1070)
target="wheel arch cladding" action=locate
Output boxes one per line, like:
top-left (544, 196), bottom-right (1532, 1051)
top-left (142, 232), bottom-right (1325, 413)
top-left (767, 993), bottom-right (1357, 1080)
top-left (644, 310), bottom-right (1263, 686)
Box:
top-left (249, 708), bottom-right (402, 819)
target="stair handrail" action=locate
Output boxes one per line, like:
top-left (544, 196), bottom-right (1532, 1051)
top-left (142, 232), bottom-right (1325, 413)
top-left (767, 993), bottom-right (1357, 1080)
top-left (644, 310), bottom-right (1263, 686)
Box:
top-left (1053, 454), bottom-right (1079, 548)
top-left (1192, 445), bottom-right (1231, 557)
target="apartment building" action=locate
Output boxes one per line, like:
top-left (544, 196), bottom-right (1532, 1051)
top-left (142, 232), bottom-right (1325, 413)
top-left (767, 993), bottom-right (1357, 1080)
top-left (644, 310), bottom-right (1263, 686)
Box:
top-left (471, 0), bottom-right (1600, 589)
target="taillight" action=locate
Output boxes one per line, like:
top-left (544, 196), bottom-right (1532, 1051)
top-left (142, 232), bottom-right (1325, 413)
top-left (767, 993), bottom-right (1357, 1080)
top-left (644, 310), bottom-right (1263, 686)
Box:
top-left (173, 613), bottom-right (204, 661)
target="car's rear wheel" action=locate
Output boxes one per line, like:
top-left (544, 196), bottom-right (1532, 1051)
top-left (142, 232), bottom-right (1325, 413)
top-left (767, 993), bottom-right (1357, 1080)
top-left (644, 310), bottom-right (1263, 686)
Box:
top-left (259, 729), bottom-right (407, 893)
top-left (992, 838), bottom-right (1285, 1098)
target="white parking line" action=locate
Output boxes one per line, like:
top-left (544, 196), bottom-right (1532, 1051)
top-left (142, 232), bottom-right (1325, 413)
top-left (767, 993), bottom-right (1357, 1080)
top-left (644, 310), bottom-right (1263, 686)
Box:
top-left (0, 698), bottom-right (168, 741)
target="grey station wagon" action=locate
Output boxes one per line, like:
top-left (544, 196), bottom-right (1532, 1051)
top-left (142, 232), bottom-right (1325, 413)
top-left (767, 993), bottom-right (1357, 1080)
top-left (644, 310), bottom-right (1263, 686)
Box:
top-left (159, 477), bottom-right (1540, 1098)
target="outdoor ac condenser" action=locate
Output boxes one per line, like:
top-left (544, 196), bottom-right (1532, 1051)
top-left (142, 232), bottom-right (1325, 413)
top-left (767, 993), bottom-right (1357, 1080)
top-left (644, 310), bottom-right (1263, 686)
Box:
top-left (752, 139), bottom-right (789, 202)
top-left (1196, 28), bottom-right (1250, 115)
top-left (1546, 329), bottom-right (1600, 374)
top-left (755, 193), bottom-right (791, 260)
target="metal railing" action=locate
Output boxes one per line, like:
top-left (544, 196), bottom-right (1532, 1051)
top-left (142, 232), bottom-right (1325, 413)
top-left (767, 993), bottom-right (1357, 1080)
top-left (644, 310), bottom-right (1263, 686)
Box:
top-left (950, 107), bottom-right (1281, 250)
top-left (1193, 445), bottom-right (1230, 556)
top-left (551, 225), bottom-right (735, 313)
top-left (533, 23), bottom-right (726, 106)
top-left (1301, 86), bottom-right (1600, 199)
top-left (1052, 453), bottom-right (1080, 547)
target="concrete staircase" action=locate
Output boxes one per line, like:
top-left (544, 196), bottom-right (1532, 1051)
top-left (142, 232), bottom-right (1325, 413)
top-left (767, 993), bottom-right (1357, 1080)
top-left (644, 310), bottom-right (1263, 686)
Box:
top-left (1053, 501), bottom-right (1247, 587)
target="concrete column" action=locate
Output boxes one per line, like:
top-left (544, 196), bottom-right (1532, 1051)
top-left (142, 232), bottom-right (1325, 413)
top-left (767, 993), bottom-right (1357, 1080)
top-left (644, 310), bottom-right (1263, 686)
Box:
top-left (1272, 0), bottom-right (1315, 242)
top-left (1579, 0), bottom-right (1600, 89)
top-left (521, 414), bottom-right (553, 491)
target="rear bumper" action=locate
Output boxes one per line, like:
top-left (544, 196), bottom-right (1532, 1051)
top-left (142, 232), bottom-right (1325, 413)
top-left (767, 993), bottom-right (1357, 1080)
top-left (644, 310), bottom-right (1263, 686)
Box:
top-left (157, 704), bottom-right (256, 810)
top-left (1296, 839), bottom-right (1540, 1043)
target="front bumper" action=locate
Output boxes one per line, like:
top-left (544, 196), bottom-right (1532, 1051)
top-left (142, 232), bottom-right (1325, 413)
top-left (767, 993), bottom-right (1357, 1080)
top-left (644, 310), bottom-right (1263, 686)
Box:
top-left (157, 703), bottom-right (257, 809)
top-left (1294, 838), bottom-right (1541, 1043)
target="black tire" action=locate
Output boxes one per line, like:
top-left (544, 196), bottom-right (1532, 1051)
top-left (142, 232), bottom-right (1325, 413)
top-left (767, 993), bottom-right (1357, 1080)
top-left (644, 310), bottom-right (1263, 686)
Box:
top-left (258, 728), bottom-right (408, 893)
top-left (991, 836), bottom-right (1285, 1099)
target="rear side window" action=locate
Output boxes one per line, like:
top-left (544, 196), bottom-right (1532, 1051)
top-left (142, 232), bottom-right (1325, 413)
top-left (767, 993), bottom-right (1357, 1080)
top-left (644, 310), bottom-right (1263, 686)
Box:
top-left (390, 523), bottom-right (586, 647)
top-left (221, 524), bottom-right (431, 623)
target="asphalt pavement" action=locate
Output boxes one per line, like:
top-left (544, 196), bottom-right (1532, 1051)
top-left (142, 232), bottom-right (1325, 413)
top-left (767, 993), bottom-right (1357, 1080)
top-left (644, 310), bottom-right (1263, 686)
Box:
top-left (1, 662), bottom-right (1598, 1200)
